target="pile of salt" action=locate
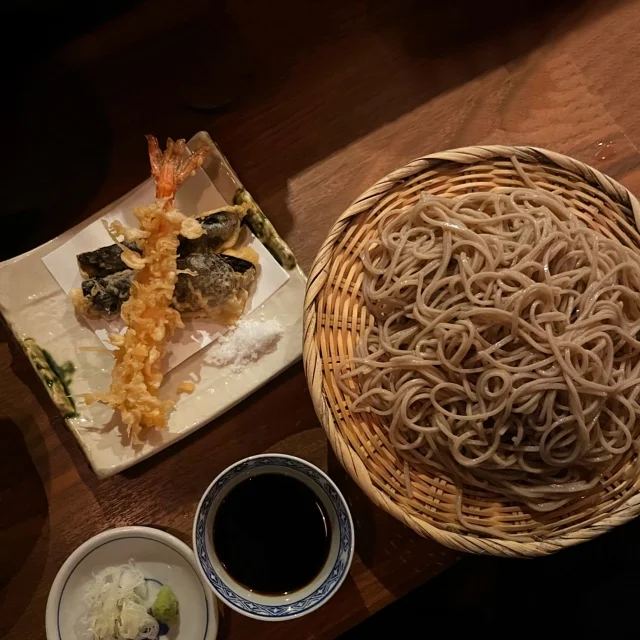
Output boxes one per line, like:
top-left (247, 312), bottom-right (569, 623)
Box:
top-left (205, 319), bottom-right (283, 373)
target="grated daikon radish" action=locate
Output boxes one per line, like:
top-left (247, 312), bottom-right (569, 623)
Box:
top-left (75, 560), bottom-right (159, 640)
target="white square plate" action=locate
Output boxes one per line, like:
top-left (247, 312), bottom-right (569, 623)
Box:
top-left (0, 132), bottom-right (306, 478)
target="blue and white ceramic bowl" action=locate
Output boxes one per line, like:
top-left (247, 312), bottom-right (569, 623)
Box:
top-left (192, 454), bottom-right (355, 621)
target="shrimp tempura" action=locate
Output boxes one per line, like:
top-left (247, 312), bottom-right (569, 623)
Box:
top-left (87, 136), bottom-right (210, 441)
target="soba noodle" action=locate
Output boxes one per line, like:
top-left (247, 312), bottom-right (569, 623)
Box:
top-left (339, 160), bottom-right (640, 526)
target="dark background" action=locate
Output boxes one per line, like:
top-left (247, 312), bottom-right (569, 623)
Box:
top-left (343, 514), bottom-right (640, 637)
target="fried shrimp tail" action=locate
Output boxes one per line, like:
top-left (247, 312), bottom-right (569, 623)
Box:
top-left (146, 135), bottom-right (210, 201)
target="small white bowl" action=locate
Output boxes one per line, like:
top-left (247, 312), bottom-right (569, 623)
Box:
top-left (46, 526), bottom-right (218, 640)
top-left (192, 454), bottom-right (355, 621)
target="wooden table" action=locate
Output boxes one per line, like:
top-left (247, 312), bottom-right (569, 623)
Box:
top-left (3, 0), bottom-right (640, 638)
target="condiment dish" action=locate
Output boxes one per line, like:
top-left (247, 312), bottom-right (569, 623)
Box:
top-left (46, 525), bottom-right (218, 640)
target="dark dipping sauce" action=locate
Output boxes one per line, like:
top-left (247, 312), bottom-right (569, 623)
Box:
top-left (213, 473), bottom-right (331, 595)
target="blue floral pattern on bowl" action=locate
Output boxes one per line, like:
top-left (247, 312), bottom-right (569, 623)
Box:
top-left (193, 455), bottom-right (354, 619)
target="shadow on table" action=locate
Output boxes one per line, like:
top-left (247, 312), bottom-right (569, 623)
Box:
top-left (0, 57), bottom-right (112, 261)
top-left (327, 449), bottom-right (459, 603)
top-left (340, 508), bottom-right (640, 638)
top-left (0, 417), bottom-right (49, 638)
top-left (327, 452), bottom-right (378, 567)
top-left (4, 332), bottom-right (99, 488)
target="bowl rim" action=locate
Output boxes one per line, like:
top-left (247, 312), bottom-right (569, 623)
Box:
top-left (45, 525), bottom-right (218, 640)
top-left (191, 453), bottom-right (355, 621)
top-left (302, 144), bottom-right (640, 558)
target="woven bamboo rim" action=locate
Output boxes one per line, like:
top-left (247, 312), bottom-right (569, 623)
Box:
top-left (303, 145), bottom-right (640, 557)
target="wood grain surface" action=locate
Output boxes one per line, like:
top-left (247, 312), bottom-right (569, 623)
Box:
top-left (2, 0), bottom-right (640, 638)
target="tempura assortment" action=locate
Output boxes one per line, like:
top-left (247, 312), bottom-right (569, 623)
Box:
top-left (75, 136), bottom-right (259, 441)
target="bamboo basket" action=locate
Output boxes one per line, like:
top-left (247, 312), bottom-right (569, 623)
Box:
top-left (303, 146), bottom-right (640, 557)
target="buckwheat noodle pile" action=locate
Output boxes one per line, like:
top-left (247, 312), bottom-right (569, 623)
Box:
top-left (339, 159), bottom-right (640, 536)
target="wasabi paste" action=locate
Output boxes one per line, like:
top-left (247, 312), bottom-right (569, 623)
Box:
top-left (151, 586), bottom-right (179, 624)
